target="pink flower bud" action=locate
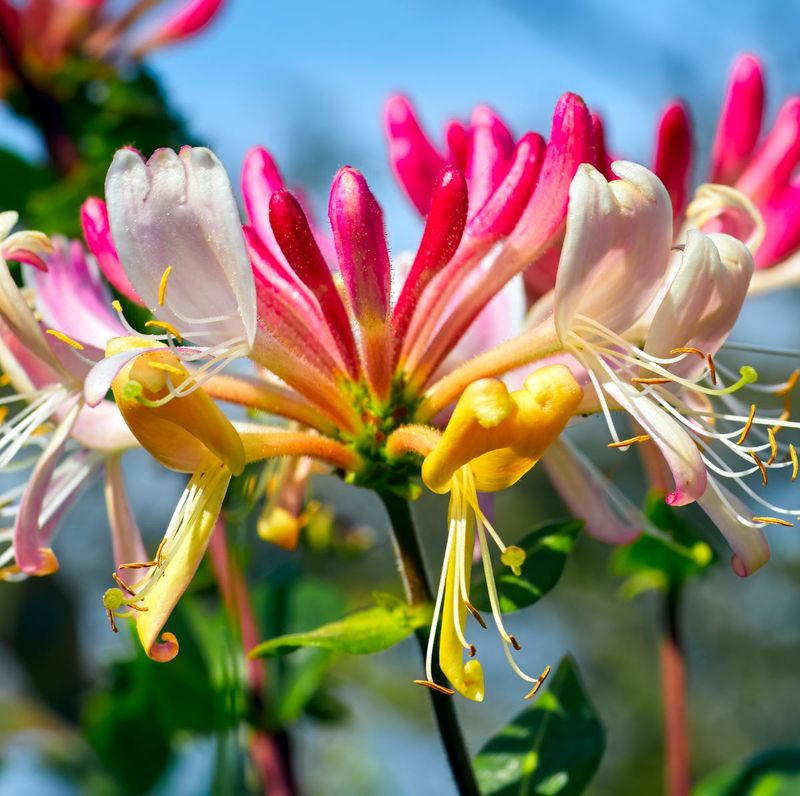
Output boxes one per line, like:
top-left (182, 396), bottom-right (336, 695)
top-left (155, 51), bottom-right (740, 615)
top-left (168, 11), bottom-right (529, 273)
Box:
top-left (133, 0), bottom-right (225, 55)
top-left (652, 101), bottom-right (692, 220)
top-left (464, 105), bottom-right (515, 216)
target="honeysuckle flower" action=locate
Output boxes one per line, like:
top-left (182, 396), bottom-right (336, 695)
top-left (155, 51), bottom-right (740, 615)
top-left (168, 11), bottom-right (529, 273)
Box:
top-left (0, 228), bottom-right (140, 580)
top-left (419, 161), bottom-right (798, 576)
top-left (405, 365), bottom-right (582, 700)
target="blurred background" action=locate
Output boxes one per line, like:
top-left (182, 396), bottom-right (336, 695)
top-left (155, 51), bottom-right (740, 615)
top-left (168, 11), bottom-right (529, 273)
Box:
top-left (1, 1), bottom-right (799, 794)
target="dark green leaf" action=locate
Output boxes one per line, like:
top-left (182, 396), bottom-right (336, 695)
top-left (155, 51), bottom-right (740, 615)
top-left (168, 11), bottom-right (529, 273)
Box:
top-left (474, 655), bottom-right (605, 796)
top-left (693, 747), bottom-right (800, 796)
top-left (471, 520), bottom-right (582, 613)
top-left (613, 491), bottom-right (715, 596)
top-left (249, 598), bottom-right (431, 658)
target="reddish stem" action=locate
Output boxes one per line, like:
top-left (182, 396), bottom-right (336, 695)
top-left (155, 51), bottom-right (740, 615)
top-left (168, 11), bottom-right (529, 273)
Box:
top-left (660, 587), bottom-right (690, 796)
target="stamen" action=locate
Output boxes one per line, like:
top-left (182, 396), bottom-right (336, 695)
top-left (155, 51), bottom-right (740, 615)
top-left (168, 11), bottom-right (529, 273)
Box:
top-left (508, 634), bottom-right (522, 651)
top-left (117, 559), bottom-right (158, 570)
top-left (791, 444), bottom-right (798, 482)
top-left (736, 404), bottom-right (757, 445)
top-left (112, 299), bottom-right (122, 313)
top-left (776, 369), bottom-right (800, 398)
top-left (767, 428), bottom-right (779, 465)
top-left (145, 320), bottom-right (183, 342)
top-left (106, 607), bottom-right (118, 633)
top-left (524, 665), bottom-right (551, 700)
top-left (413, 680), bottom-right (455, 695)
top-left (45, 329), bottom-right (84, 350)
top-left (0, 374), bottom-right (10, 388)
top-left (468, 644), bottom-right (477, 658)
top-left (748, 450), bottom-right (768, 486)
top-left (706, 354), bottom-right (717, 386)
top-left (607, 434), bottom-right (651, 449)
top-left (158, 265), bottom-right (173, 306)
top-left (752, 516), bottom-right (793, 526)
top-left (148, 361), bottom-right (185, 377)
top-left (464, 600), bottom-right (488, 629)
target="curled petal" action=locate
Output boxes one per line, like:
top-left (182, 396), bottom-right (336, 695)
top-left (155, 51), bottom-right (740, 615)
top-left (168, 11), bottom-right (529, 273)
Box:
top-left (697, 479), bottom-right (770, 577)
top-left (603, 383), bottom-right (706, 507)
top-left (2, 229), bottom-right (53, 271)
top-left (106, 147), bottom-right (256, 349)
top-left (646, 230), bottom-right (753, 376)
top-left (553, 161), bottom-right (673, 341)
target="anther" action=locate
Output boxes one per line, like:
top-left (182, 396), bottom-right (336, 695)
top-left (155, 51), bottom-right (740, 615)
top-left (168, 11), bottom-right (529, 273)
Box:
top-left (145, 319), bottom-right (183, 342)
top-left (126, 602), bottom-right (149, 613)
top-left (106, 607), bottom-right (118, 633)
top-left (148, 361), bottom-right (185, 377)
top-left (608, 434), bottom-right (651, 449)
top-left (508, 634), bottom-right (522, 651)
top-left (413, 679), bottom-right (455, 695)
top-left (45, 329), bottom-right (84, 350)
top-left (790, 444), bottom-right (798, 482)
top-left (776, 369), bottom-right (800, 398)
top-left (524, 664), bottom-right (551, 700)
top-left (706, 353), bottom-right (717, 386)
top-left (767, 428), bottom-right (779, 466)
top-left (111, 299), bottom-right (123, 313)
top-left (0, 373), bottom-right (10, 388)
top-left (468, 644), bottom-right (477, 658)
top-left (464, 600), bottom-right (488, 629)
top-left (631, 377), bottom-right (672, 385)
top-left (736, 404), bottom-right (756, 445)
top-left (111, 571), bottom-right (135, 595)
top-left (670, 346), bottom-right (705, 360)
top-left (158, 265), bottom-right (173, 306)
top-left (155, 537), bottom-right (168, 567)
top-left (118, 560), bottom-right (158, 570)
top-left (752, 516), bottom-right (793, 527)
top-left (749, 450), bottom-right (768, 486)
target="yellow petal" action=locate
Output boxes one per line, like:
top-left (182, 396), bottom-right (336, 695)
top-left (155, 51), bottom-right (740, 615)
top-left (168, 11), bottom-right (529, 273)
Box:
top-left (109, 337), bottom-right (244, 475)
top-left (423, 365), bottom-right (583, 493)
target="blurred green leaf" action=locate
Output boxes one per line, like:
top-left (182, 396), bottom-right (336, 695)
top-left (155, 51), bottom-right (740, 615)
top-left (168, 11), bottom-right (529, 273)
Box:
top-left (249, 597), bottom-right (431, 658)
top-left (474, 655), bottom-right (605, 796)
top-left (614, 490), bottom-right (715, 597)
top-left (693, 747), bottom-right (800, 796)
top-left (0, 148), bottom-right (48, 212)
top-left (471, 520), bottom-right (582, 613)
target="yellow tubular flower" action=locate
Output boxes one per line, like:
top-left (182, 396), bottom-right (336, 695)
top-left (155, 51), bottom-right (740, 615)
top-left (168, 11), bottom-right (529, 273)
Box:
top-left (417, 365), bottom-right (582, 700)
top-left (108, 337), bottom-right (245, 475)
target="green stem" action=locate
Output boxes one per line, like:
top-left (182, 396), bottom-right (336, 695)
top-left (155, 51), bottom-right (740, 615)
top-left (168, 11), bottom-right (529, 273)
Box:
top-left (379, 491), bottom-right (481, 796)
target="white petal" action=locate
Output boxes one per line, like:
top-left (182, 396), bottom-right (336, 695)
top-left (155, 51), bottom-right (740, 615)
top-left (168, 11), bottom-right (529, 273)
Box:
top-left (554, 161), bottom-right (673, 340)
top-left (106, 147), bottom-right (256, 349)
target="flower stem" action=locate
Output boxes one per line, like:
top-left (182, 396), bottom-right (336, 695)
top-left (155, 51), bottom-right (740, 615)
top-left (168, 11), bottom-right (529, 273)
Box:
top-left (379, 491), bottom-right (480, 796)
top-left (660, 584), bottom-right (690, 796)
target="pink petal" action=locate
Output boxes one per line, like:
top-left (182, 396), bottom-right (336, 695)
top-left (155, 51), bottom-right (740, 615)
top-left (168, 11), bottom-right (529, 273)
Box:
top-left (25, 237), bottom-right (126, 350)
top-left (710, 54), bottom-right (764, 185)
top-left (83, 346), bottom-right (161, 407)
top-left (736, 97), bottom-right (800, 205)
top-left (241, 145), bottom-right (286, 264)
top-left (384, 94), bottom-right (446, 215)
top-left (269, 189), bottom-right (359, 378)
top-left (543, 437), bottom-right (641, 544)
top-left (754, 182), bottom-right (800, 268)
top-left (71, 399), bottom-right (139, 452)
top-left (464, 105), bottom-right (515, 217)
top-left (132, 0), bottom-right (225, 55)
top-left (591, 111), bottom-right (615, 180)
top-left (651, 101), bottom-right (692, 222)
top-left (105, 455), bottom-right (147, 586)
top-left (81, 197), bottom-right (142, 305)
top-left (393, 166), bottom-right (469, 345)
top-left (445, 119), bottom-right (469, 170)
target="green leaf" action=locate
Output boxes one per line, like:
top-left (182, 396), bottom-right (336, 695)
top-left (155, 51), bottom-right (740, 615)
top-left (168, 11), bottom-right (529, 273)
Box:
top-left (471, 520), bottom-right (582, 613)
top-left (248, 598), bottom-right (432, 659)
top-left (474, 655), bottom-right (604, 796)
top-left (693, 747), bottom-right (800, 796)
top-left (613, 490), bottom-right (715, 596)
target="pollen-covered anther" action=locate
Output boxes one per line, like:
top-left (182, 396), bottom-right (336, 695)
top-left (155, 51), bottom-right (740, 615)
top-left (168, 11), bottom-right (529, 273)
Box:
top-left (524, 664), bottom-right (552, 700)
top-left (45, 328), bottom-right (85, 350)
top-left (145, 319), bottom-right (183, 341)
top-left (767, 428), bottom-right (779, 465)
top-left (508, 634), bottom-right (522, 651)
top-left (468, 644), bottom-right (477, 658)
top-left (158, 265), bottom-right (173, 306)
top-left (608, 434), bottom-right (651, 449)
top-left (670, 346), bottom-right (706, 360)
top-left (631, 377), bottom-right (673, 385)
top-left (706, 353), bottom-right (717, 385)
top-left (749, 450), bottom-right (768, 486)
top-left (737, 403), bottom-right (757, 445)
top-left (790, 444), bottom-right (798, 482)
top-left (148, 361), bottom-right (186, 378)
top-left (118, 559), bottom-right (158, 570)
top-left (413, 679), bottom-right (455, 696)
top-left (111, 571), bottom-right (135, 596)
top-left (752, 516), bottom-right (793, 527)
top-left (464, 600), bottom-right (488, 629)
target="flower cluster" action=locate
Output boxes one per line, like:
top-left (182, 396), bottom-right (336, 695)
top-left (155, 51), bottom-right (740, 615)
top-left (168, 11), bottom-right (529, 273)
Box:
top-left (0, 61), bottom-right (797, 702)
